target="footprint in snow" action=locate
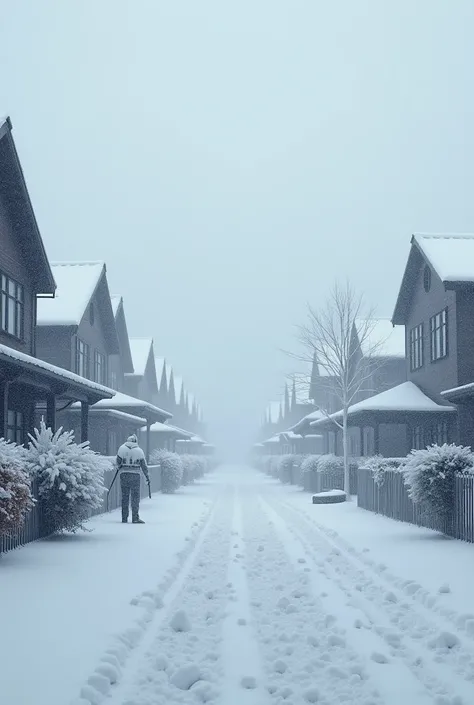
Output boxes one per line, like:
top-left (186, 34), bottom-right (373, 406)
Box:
top-left (241, 676), bottom-right (257, 689)
top-left (371, 651), bottom-right (390, 664)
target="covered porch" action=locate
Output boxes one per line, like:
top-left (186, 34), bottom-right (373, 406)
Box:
top-left (441, 383), bottom-right (474, 448)
top-left (71, 391), bottom-right (172, 461)
top-left (142, 421), bottom-right (194, 454)
top-left (0, 343), bottom-right (114, 445)
top-left (310, 381), bottom-right (456, 458)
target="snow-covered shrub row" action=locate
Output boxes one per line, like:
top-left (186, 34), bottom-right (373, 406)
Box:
top-left (360, 456), bottom-right (404, 486)
top-left (301, 455), bottom-right (320, 477)
top-left (152, 450), bottom-right (184, 493)
top-left (261, 455), bottom-right (280, 478)
top-left (180, 454), bottom-right (207, 484)
top-left (26, 421), bottom-right (109, 534)
top-left (278, 454), bottom-right (296, 484)
top-left (403, 443), bottom-right (474, 519)
top-left (0, 439), bottom-right (35, 536)
top-left (316, 454), bottom-right (344, 474)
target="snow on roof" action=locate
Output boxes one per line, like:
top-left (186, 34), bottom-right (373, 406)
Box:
top-left (414, 233), bottom-right (474, 282)
top-left (310, 382), bottom-right (455, 426)
top-left (289, 408), bottom-right (325, 433)
top-left (356, 318), bottom-right (406, 358)
top-left (263, 435), bottom-right (280, 444)
top-left (267, 401), bottom-right (281, 424)
top-left (36, 262), bottom-right (105, 326)
top-left (0, 343), bottom-right (114, 397)
top-left (128, 338), bottom-right (153, 377)
top-left (110, 295), bottom-right (122, 317)
top-left (85, 408), bottom-right (146, 425)
top-left (280, 431), bottom-right (302, 440)
top-left (71, 390), bottom-right (170, 420)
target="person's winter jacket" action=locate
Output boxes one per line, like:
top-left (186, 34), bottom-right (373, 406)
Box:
top-left (116, 436), bottom-right (149, 482)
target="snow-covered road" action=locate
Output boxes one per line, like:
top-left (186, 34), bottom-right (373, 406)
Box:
top-left (4, 467), bottom-right (474, 705)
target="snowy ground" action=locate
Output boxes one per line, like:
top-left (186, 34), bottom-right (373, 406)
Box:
top-left (4, 468), bottom-right (474, 705)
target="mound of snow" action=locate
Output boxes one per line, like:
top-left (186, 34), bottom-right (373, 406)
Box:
top-left (170, 664), bottom-right (201, 690)
top-left (241, 676), bottom-right (257, 689)
top-left (170, 609), bottom-right (191, 633)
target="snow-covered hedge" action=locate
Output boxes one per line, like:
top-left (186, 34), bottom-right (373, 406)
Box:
top-left (317, 454), bottom-right (344, 473)
top-left (361, 456), bottom-right (404, 486)
top-left (403, 444), bottom-right (474, 519)
top-left (27, 422), bottom-right (109, 534)
top-left (0, 439), bottom-right (35, 536)
top-left (301, 455), bottom-right (320, 476)
top-left (278, 454), bottom-right (296, 484)
top-left (180, 454), bottom-right (207, 484)
top-left (261, 455), bottom-right (280, 478)
top-left (152, 450), bottom-right (184, 494)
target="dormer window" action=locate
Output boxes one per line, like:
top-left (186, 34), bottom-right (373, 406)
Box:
top-left (423, 265), bottom-right (431, 292)
top-left (89, 303), bottom-right (95, 326)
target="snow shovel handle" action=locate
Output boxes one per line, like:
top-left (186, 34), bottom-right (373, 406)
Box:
top-left (106, 466), bottom-right (120, 511)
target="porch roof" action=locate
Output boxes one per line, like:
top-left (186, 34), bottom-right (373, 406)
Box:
top-left (69, 407), bottom-right (146, 426)
top-left (0, 343), bottom-right (114, 403)
top-left (142, 421), bottom-right (193, 440)
top-left (290, 409), bottom-right (325, 434)
top-left (441, 382), bottom-right (474, 402)
top-left (71, 390), bottom-right (171, 423)
top-left (310, 382), bottom-right (455, 427)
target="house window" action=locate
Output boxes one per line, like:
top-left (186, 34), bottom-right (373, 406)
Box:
top-left (409, 323), bottom-right (424, 371)
top-left (412, 426), bottom-right (424, 450)
top-left (94, 350), bottom-right (107, 385)
top-left (327, 431), bottom-right (336, 454)
top-left (75, 337), bottom-right (90, 378)
top-left (430, 309), bottom-right (448, 362)
top-left (423, 265), bottom-right (432, 292)
top-left (7, 410), bottom-right (24, 445)
top-left (89, 303), bottom-right (95, 326)
top-left (1, 274), bottom-right (24, 339)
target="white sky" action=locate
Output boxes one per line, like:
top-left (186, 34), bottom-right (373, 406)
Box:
top-left (0, 1), bottom-right (473, 457)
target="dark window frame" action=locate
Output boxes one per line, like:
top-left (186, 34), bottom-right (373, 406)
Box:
top-left (94, 349), bottom-right (107, 385)
top-left (75, 336), bottom-right (90, 379)
top-left (0, 272), bottom-right (24, 340)
top-left (412, 425), bottom-right (424, 450)
top-left (409, 323), bottom-right (424, 371)
top-left (423, 265), bottom-right (432, 292)
top-left (7, 409), bottom-right (24, 445)
top-left (430, 308), bottom-right (448, 362)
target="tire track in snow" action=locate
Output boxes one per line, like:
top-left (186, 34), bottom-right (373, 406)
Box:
top-left (219, 486), bottom-right (270, 705)
top-left (240, 487), bottom-right (385, 705)
top-left (265, 492), bottom-right (472, 705)
top-left (288, 502), bottom-right (474, 645)
top-left (70, 492), bottom-right (220, 705)
top-left (98, 485), bottom-right (235, 705)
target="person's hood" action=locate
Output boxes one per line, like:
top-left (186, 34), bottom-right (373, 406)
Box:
top-left (124, 441), bottom-right (139, 449)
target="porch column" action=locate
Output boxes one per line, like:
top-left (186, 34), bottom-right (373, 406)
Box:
top-left (360, 426), bottom-right (365, 457)
top-left (146, 419), bottom-right (151, 462)
top-left (81, 401), bottom-right (89, 442)
top-left (0, 380), bottom-right (9, 439)
top-left (373, 423), bottom-right (380, 455)
top-left (46, 393), bottom-right (56, 432)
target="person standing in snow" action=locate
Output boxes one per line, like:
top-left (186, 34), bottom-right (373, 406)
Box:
top-left (116, 434), bottom-right (150, 524)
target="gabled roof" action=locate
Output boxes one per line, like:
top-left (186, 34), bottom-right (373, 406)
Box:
top-left (155, 357), bottom-right (166, 384)
top-left (310, 382), bottom-right (455, 427)
top-left (110, 294), bottom-right (134, 373)
top-left (128, 338), bottom-right (153, 378)
top-left (414, 233), bottom-right (474, 282)
top-left (0, 116), bottom-right (55, 295)
top-left (354, 318), bottom-right (406, 359)
top-left (37, 261), bottom-right (105, 326)
top-left (393, 233), bottom-right (474, 324)
top-left (290, 408), bottom-right (325, 434)
top-left (187, 391), bottom-right (195, 414)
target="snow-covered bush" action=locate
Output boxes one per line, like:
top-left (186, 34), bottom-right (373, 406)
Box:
top-left (179, 454), bottom-right (193, 485)
top-left (26, 422), bottom-right (109, 534)
top-left (262, 455), bottom-right (280, 478)
top-left (0, 439), bottom-right (35, 536)
top-left (301, 455), bottom-right (320, 477)
top-left (403, 444), bottom-right (474, 519)
top-left (362, 456), bottom-right (404, 486)
top-left (192, 456), bottom-right (207, 480)
top-left (278, 454), bottom-right (295, 484)
top-left (152, 450), bottom-right (183, 493)
top-left (317, 454), bottom-right (344, 473)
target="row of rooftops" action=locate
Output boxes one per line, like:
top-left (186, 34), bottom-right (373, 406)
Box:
top-left (259, 232), bottom-right (474, 447)
top-left (35, 261), bottom-right (203, 421)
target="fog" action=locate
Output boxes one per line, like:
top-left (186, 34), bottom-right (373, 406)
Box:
top-left (0, 0), bottom-right (473, 458)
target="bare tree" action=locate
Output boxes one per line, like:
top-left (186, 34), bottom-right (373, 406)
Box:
top-left (296, 281), bottom-right (386, 498)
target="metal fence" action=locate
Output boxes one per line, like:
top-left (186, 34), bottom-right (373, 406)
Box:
top-left (302, 466), bottom-right (358, 495)
top-left (0, 464), bottom-right (162, 556)
top-left (357, 467), bottom-right (474, 541)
